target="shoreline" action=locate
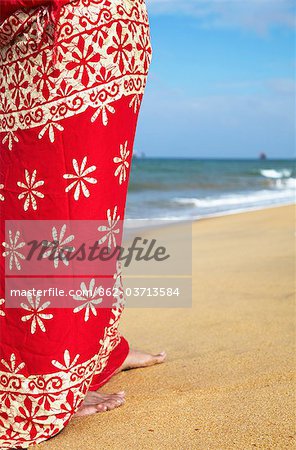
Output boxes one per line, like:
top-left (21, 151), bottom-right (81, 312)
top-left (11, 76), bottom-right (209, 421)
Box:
top-left (192, 199), bottom-right (296, 221)
top-left (124, 200), bottom-right (295, 231)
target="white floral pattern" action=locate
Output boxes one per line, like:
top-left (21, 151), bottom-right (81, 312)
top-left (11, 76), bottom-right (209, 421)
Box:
top-left (1, 130), bottom-right (19, 151)
top-left (129, 94), bottom-right (141, 113)
top-left (38, 121), bottom-right (64, 143)
top-left (1, 353), bottom-right (25, 374)
top-left (21, 293), bottom-right (53, 334)
top-left (113, 141), bottom-right (130, 184)
top-left (0, 184), bottom-right (4, 201)
top-left (0, 298), bottom-right (123, 448)
top-left (63, 156), bottom-right (97, 200)
top-left (91, 101), bottom-right (116, 126)
top-left (2, 230), bottom-right (26, 271)
top-left (17, 169), bottom-right (45, 211)
top-left (73, 279), bottom-right (103, 322)
top-left (112, 262), bottom-right (125, 309)
top-left (97, 206), bottom-right (121, 249)
top-left (0, 298), bottom-right (5, 317)
top-left (52, 350), bottom-right (80, 371)
top-left (0, 0), bottom-right (151, 149)
top-left (42, 224), bottom-right (75, 269)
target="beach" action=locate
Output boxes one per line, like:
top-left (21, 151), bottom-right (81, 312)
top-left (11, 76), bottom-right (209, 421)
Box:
top-left (34, 204), bottom-right (295, 450)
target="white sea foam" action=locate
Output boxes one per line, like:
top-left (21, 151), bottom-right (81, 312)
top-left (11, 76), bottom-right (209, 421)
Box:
top-left (260, 168), bottom-right (296, 189)
top-left (283, 178), bottom-right (296, 188)
top-left (260, 169), bottom-right (292, 179)
top-left (172, 188), bottom-right (295, 209)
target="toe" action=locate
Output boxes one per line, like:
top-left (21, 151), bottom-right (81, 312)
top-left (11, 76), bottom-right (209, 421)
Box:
top-left (145, 351), bottom-right (166, 366)
top-left (104, 396), bottom-right (125, 411)
top-left (75, 404), bottom-right (100, 417)
top-left (96, 404), bottom-right (108, 412)
top-left (155, 351), bottom-right (167, 362)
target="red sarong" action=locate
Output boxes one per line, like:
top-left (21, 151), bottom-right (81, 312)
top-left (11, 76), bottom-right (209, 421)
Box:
top-left (0, 0), bottom-right (151, 447)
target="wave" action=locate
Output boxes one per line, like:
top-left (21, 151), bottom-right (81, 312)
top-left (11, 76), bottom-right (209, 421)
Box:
top-left (172, 188), bottom-right (296, 209)
top-left (260, 169), bottom-right (296, 189)
top-left (260, 169), bottom-right (292, 179)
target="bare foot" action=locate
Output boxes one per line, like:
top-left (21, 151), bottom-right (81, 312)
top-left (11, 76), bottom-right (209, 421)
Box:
top-left (118, 349), bottom-right (166, 373)
top-left (74, 391), bottom-right (125, 417)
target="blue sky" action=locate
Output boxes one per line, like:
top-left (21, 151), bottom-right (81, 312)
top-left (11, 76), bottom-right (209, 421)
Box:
top-left (134, 0), bottom-right (295, 158)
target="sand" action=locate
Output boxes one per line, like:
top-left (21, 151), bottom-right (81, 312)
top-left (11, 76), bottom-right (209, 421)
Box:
top-left (34, 204), bottom-right (295, 450)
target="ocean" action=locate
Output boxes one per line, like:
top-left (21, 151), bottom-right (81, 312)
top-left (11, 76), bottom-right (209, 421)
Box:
top-left (125, 158), bottom-right (296, 220)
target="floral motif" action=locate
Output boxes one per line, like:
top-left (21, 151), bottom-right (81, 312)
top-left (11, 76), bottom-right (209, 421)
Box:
top-left (95, 65), bottom-right (113, 84)
top-left (65, 35), bottom-right (101, 87)
top-left (1, 353), bottom-right (25, 374)
top-left (63, 156), bottom-right (97, 200)
top-left (52, 350), bottom-right (80, 371)
top-left (38, 122), bottom-right (64, 143)
top-left (73, 279), bottom-right (103, 322)
top-left (8, 63), bottom-right (29, 108)
top-left (0, 275), bottom-right (123, 447)
top-left (112, 262), bottom-right (125, 310)
top-left (42, 224), bottom-right (75, 269)
top-left (23, 91), bottom-right (37, 109)
top-left (129, 93), bottom-right (141, 113)
top-left (0, 298), bottom-right (5, 317)
top-left (97, 206), bottom-right (121, 249)
top-left (0, 1), bottom-right (151, 150)
top-left (17, 169), bottom-right (45, 211)
top-left (2, 131), bottom-right (19, 151)
top-left (91, 101), bottom-right (116, 125)
top-left (113, 140), bottom-right (130, 184)
top-left (0, 184), bottom-right (4, 201)
top-left (2, 230), bottom-right (26, 271)
top-left (107, 22), bottom-right (133, 73)
top-left (56, 79), bottom-right (75, 98)
top-left (15, 397), bottom-right (48, 440)
top-left (21, 293), bottom-right (53, 334)
top-left (32, 51), bottom-right (61, 100)
top-left (136, 26), bottom-right (152, 72)
top-left (59, 390), bottom-right (84, 417)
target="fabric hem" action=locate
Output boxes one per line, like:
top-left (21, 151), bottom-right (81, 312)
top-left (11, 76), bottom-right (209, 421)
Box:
top-left (88, 336), bottom-right (129, 391)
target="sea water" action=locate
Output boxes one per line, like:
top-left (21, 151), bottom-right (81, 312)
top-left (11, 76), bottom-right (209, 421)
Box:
top-left (125, 158), bottom-right (295, 220)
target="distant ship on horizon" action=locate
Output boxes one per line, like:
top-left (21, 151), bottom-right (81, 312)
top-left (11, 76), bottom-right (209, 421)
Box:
top-left (259, 152), bottom-right (267, 160)
top-left (133, 150), bottom-right (146, 159)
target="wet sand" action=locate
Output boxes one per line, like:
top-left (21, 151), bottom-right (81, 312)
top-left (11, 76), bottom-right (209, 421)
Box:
top-left (35, 204), bottom-right (295, 449)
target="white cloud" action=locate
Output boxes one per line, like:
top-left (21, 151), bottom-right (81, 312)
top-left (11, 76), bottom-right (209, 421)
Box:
top-left (147, 0), bottom-right (295, 34)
